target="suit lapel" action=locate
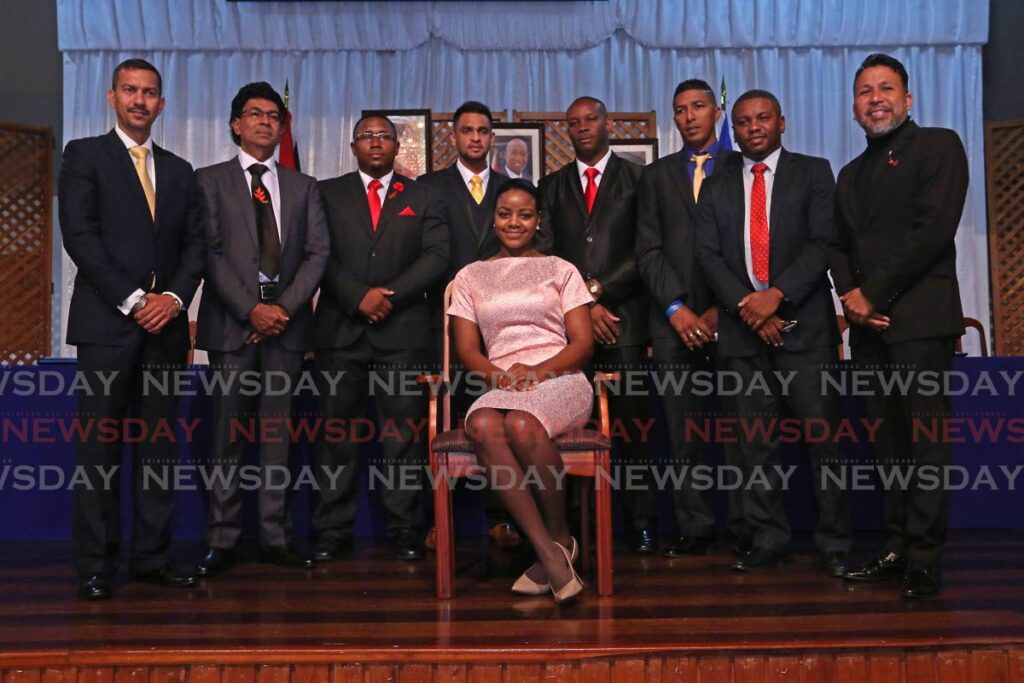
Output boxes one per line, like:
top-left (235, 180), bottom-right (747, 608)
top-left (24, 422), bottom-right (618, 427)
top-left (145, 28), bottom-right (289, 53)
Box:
top-left (344, 174), bottom-right (375, 236)
top-left (228, 161), bottom-right (260, 251)
top-left (666, 151), bottom-right (696, 217)
top-left (724, 161), bottom-right (747, 258)
top-left (277, 167), bottom-right (294, 249)
top-left (858, 120), bottom-right (918, 231)
top-left (564, 162), bottom-right (590, 224)
top-left (447, 165), bottom-right (485, 246)
top-left (587, 153), bottom-right (619, 225)
top-left (372, 174), bottom-right (406, 245)
top-left (768, 149), bottom-right (790, 259)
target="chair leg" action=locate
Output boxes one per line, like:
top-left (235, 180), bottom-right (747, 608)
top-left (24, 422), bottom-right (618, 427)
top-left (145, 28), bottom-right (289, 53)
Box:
top-left (595, 449), bottom-right (613, 596)
top-left (580, 482), bottom-right (591, 572)
top-left (433, 453), bottom-right (454, 599)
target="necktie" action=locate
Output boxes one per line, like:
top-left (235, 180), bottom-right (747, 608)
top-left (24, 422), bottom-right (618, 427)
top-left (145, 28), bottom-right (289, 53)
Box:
top-left (367, 178), bottom-right (383, 231)
top-left (583, 167), bottom-right (600, 214)
top-left (750, 162), bottom-right (770, 284)
top-left (691, 153), bottom-right (710, 203)
top-left (248, 163), bottom-right (281, 279)
top-left (469, 175), bottom-right (484, 204)
top-left (129, 146), bottom-right (156, 219)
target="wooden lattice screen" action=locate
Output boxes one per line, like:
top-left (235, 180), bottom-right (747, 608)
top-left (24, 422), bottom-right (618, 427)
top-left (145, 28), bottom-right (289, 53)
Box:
top-left (430, 110), bottom-right (508, 172)
top-left (985, 119), bottom-right (1024, 355)
top-left (513, 111), bottom-right (657, 175)
top-left (0, 122), bottom-right (52, 365)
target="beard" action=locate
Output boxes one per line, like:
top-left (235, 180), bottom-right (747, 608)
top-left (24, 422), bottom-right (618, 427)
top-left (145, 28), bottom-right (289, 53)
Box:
top-left (860, 110), bottom-right (909, 138)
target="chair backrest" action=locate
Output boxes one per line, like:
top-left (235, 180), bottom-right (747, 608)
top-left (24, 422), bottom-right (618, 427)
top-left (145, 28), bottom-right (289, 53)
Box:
top-left (958, 317), bottom-right (989, 357)
top-left (442, 281), bottom-right (456, 431)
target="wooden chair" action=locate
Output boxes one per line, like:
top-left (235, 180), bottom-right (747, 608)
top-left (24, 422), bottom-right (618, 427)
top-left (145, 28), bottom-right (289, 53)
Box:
top-left (424, 282), bottom-right (617, 599)
top-left (957, 317), bottom-right (989, 357)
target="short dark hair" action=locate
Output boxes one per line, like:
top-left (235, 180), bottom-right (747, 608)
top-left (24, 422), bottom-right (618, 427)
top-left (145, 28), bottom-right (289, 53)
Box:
top-left (567, 96), bottom-right (607, 117)
top-left (453, 101), bottom-right (493, 128)
top-left (673, 79), bottom-right (716, 104)
top-left (855, 53), bottom-right (909, 90)
top-left (111, 58), bottom-right (162, 95)
top-left (732, 89), bottom-right (782, 117)
top-left (229, 82), bottom-right (286, 146)
top-left (352, 114), bottom-right (398, 142)
top-left (495, 178), bottom-right (541, 209)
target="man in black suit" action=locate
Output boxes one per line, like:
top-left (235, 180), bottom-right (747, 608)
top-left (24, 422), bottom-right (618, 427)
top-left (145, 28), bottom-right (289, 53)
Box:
top-left (194, 82), bottom-right (329, 576)
top-left (418, 101), bottom-right (518, 547)
top-left (695, 89), bottom-right (850, 574)
top-left (536, 96), bottom-right (654, 553)
top-left (635, 79), bottom-right (744, 557)
top-left (58, 59), bottom-right (205, 600)
top-left (827, 54), bottom-right (968, 598)
top-left (313, 115), bottom-right (449, 562)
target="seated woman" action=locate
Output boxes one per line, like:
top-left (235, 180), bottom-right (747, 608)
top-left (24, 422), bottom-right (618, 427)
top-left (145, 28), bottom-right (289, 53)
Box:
top-left (447, 179), bottom-right (594, 605)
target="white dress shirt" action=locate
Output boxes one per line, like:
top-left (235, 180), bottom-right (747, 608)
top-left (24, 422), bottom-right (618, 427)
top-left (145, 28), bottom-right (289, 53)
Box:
top-left (741, 147), bottom-right (782, 292)
top-left (239, 151), bottom-right (283, 283)
top-left (576, 148), bottom-right (612, 192)
top-left (359, 169), bottom-right (394, 207)
top-left (456, 159), bottom-right (490, 197)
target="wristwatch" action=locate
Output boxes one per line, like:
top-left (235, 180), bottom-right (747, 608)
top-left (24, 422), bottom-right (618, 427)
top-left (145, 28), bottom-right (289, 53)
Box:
top-left (131, 294), bottom-right (149, 313)
top-left (587, 279), bottom-right (602, 299)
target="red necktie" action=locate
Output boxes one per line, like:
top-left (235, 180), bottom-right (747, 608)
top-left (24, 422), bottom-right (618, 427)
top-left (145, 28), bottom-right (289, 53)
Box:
top-left (367, 178), bottom-right (383, 231)
top-left (750, 162), bottom-right (769, 283)
top-left (583, 167), bottom-right (599, 214)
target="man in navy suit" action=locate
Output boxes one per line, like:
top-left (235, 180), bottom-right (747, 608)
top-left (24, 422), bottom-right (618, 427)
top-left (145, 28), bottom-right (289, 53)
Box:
top-left (58, 59), bottom-right (205, 600)
top-left (695, 90), bottom-right (850, 575)
top-left (313, 115), bottom-right (449, 562)
top-left (194, 82), bottom-right (328, 576)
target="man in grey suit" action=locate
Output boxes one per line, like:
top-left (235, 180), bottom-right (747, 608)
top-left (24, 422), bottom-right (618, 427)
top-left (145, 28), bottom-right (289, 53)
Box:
top-left (195, 82), bottom-right (329, 575)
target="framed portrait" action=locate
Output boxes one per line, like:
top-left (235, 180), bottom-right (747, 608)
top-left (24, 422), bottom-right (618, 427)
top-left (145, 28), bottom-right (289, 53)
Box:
top-left (360, 108), bottom-right (432, 178)
top-left (489, 123), bottom-right (545, 183)
top-left (609, 138), bottom-right (659, 167)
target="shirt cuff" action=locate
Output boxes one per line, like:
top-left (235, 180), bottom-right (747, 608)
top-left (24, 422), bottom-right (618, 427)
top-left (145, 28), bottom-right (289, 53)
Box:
top-left (118, 288), bottom-right (146, 316)
top-left (162, 292), bottom-right (184, 316)
top-left (665, 300), bottom-right (685, 319)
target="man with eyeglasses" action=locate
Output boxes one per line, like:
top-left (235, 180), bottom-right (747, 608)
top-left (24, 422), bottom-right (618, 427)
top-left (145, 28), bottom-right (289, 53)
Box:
top-left (193, 81), bottom-right (328, 576)
top-left (695, 90), bottom-right (850, 576)
top-left (313, 114), bottom-right (449, 562)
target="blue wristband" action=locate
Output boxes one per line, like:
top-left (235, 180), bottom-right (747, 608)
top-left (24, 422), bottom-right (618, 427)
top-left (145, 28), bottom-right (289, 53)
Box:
top-left (665, 300), bottom-right (684, 319)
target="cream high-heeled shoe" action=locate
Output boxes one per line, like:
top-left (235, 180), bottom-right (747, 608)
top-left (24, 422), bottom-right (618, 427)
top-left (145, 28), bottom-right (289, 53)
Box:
top-left (511, 537), bottom-right (578, 595)
top-left (550, 540), bottom-right (584, 605)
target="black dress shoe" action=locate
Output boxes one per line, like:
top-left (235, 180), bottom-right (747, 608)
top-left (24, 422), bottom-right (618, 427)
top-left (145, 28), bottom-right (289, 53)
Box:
top-left (197, 547), bottom-right (235, 577)
top-left (629, 528), bottom-right (657, 554)
top-left (731, 547), bottom-right (791, 571)
top-left (131, 565), bottom-right (198, 588)
top-left (732, 535), bottom-right (754, 557)
top-left (902, 564), bottom-right (942, 599)
top-left (662, 535), bottom-right (716, 557)
top-left (394, 530), bottom-right (425, 561)
top-left (820, 551), bottom-right (849, 578)
top-left (313, 536), bottom-right (351, 563)
top-left (78, 574), bottom-right (112, 601)
top-left (260, 545), bottom-right (314, 570)
top-left (842, 552), bottom-right (907, 582)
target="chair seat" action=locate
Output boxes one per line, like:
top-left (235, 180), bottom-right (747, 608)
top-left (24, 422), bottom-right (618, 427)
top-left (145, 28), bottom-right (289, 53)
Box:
top-left (431, 427), bottom-right (610, 453)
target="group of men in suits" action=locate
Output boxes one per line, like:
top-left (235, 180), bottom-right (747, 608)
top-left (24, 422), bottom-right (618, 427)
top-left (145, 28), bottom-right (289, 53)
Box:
top-left (60, 52), bottom-right (966, 602)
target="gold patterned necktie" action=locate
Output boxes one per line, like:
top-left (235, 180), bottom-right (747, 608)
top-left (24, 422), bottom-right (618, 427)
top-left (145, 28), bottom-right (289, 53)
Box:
top-left (469, 175), bottom-right (484, 204)
top-left (129, 146), bottom-right (156, 219)
top-left (691, 153), bottom-right (710, 203)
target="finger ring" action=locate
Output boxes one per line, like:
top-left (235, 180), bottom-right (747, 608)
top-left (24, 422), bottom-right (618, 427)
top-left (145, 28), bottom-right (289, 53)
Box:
top-left (694, 329), bottom-right (704, 337)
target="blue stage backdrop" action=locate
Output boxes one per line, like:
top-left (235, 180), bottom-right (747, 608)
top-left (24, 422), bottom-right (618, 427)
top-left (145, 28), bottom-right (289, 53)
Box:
top-left (1, 358), bottom-right (1022, 541)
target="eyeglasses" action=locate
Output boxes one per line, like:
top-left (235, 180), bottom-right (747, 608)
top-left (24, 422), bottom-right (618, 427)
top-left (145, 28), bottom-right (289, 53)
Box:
top-left (240, 109), bottom-right (282, 123)
top-left (354, 131), bottom-right (396, 143)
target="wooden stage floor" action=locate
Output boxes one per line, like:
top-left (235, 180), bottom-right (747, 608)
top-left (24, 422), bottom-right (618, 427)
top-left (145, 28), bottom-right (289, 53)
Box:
top-left (0, 531), bottom-right (1022, 682)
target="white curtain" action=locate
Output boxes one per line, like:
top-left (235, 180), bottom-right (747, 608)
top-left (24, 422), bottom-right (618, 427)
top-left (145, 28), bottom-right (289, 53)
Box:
top-left (56, 0), bottom-right (990, 357)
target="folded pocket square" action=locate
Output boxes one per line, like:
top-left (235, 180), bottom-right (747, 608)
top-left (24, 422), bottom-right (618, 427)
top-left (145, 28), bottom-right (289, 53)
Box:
top-left (398, 206), bottom-right (417, 217)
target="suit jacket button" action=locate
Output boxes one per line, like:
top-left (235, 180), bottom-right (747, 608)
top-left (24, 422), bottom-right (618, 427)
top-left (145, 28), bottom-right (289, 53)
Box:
top-left (371, 251), bottom-right (376, 257)
top-left (586, 237), bottom-right (593, 243)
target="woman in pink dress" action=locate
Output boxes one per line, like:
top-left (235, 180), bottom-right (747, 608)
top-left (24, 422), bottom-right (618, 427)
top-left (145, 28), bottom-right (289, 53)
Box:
top-left (447, 180), bottom-right (593, 605)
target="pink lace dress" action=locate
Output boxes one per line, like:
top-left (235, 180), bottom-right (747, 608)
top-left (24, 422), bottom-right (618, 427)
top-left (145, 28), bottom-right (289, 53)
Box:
top-left (447, 256), bottom-right (594, 437)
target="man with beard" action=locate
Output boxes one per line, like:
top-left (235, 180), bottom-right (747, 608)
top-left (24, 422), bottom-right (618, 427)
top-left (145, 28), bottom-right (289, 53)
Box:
top-left (419, 101), bottom-right (518, 548)
top-left (827, 53), bottom-right (968, 598)
top-left (58, 58), bottom-right (204, 599)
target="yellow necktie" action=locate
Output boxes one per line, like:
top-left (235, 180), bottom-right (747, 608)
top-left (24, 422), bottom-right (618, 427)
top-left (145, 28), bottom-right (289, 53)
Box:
top-left (469, 175), bottom-right (484, 204)
top-left (691, 153), bottom-right (710, 203)
top-left (129, 146), bottom-right (156, 219)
